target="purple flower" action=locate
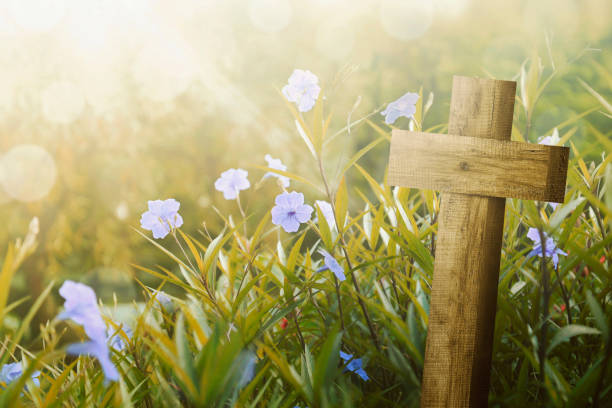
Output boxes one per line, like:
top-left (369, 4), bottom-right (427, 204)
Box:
top-left (140, 199), bottom-right (183, 239)
top-left (538, 128), bottom-right (561, 146)
top-left (0, 362), bottom-right (40, 388)
top-left (282, 69), bottom-right (321, 113)
top-left (66, 340), bottom-right (119, 383)
top-left (107, 326), bottom-right (133, 352)
top-left (317, 249), bottom-right (345, 281)
top-left (315, 200), bottom-right (336, 230)
top-left (215, 168), bottom-right (250, 200)
top-left (152, 289), bottom-right (173, 308)
top-left (57, 281), bottom-right (119, 383)
top-left (57, 280), bottom-right (106, 340)
top-left (339, 351), bottom-right (352, 361)
top-left (381, 92), bottom-right (419, 125)
top-left (264, 154), bottom-right (290, 188)
top-left (339, 351), bottom-right (369, 381)
top-left (526, 228), bottom-right (567, 268)
top-left (271, 191), bottom-right (313, 233)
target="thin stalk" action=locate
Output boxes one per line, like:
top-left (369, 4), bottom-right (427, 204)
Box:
top-left (536, 222), bottom-right (551, 401)
top-left (172, 230), bottom-right (198, 275)
top-left (332, 274), bottom-right (345, 331)
top-left (317, 153), bottom-right (379, 351)
top-left (308, 286), bottom-right (328, 327)
top-left (292, 311), bottom-right (306, 351)
top-left (553, 265), bottom-right (572, 324)
top-left (236, 193), bottom-right (249, 246)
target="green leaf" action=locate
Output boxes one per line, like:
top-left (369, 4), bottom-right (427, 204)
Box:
top-left (253, 165), bottom-right (323, 193)
top-left (586, 291), bottom-right (610, 341)
top-left (315, 203), bottom-right (332, 250)
top-left (339, 135), bottom-right (387, 179)
top-left (549, 197), bottom-right (585, 230)
top-left (547, 324), bottom-right (600, 354)
top-left (335, 177), bottom-right (349, 233)
top-left (175, 313), bottom-right (197, 390)
top-left (312, 328), bottom-right (342, 404)
top-left (0, 244), bottom-right (15, 321)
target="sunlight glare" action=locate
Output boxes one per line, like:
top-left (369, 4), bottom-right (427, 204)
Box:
top-left (0, 145), bottom-right (57, 202)
top-left (0, 77), bottom-right (14, 115)
top-left (380, 0), bottom-right (434, 41)
top-left (42, 81), bottom-right (85, 124)
top-left (7, 0), bottom-right (66, 33)
top-left (248, 0), bottom-right (292, 33)
top-left (316, 19), bottom-right (354, 61)
top-left (434, 0), bottom-right (471, 18)
top-left (131, 37), bottom-right (199, 102)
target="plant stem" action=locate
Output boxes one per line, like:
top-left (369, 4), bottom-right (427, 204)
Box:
top-left (172, 230), bottom-right (198, 275)
top-left (236, 193), bottom-right (249, 245)
top-left (292, 310), bottom-right (306, 351)
top-left (536, 222), bottom-right (551, 401)
top-left (316, 154), bottom-right (380, 351)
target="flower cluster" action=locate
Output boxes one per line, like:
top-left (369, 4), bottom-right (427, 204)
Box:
top-left (57, 280), bottom-right (119, 382)
top-left (526, 228), bottom-right (567, 268)
top-left (264, 154), bottom-right (290, 188)
top-left (140, 199), bottom-right (183, 239)
top-left (538, 128), bottom-right (561, 146)
top-left (381, 92), bottom-right (419, 125)
top-left (215, 168), bottom-right (250, 200)
top-left (340, 351), bottom-right (369, 381)
top-left (318, 249), bottom-right (346, 281)
top-left (107, 326), bottom-right (133, 352)
top-left (315, 200), bottom-right (336, 230)
top-left (271, 191), bottom-right (313, 233)
top-left (0, 362), bottom-right (40, 388)
top-left (282, 69), bottom-right (321, 113)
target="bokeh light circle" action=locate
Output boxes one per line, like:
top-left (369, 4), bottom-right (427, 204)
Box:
top-left (42, 81), bottom-right (85, 124)
top-left (115, 201), bottom-right (129, 220)
top-left (7, 0), bottom-right (66, 33)
top-left (379, 0), bottom-right (434, 41)
top-left (0, 144), bottom-right (57, 202)
top-left (248, 0), bottom-right (292, 33)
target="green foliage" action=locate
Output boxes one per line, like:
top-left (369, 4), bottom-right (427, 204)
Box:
top-left (0, 53), bottom-right (611, 407)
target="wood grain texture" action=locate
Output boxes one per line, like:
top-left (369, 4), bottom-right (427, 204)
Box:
top-left (420, 76), bottom-right (517, 408)
top-left (388, 130), bottom-right (569, 202)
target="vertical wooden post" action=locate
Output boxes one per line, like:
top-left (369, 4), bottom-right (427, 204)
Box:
top-left (420, 76), bottom-right (517, 407)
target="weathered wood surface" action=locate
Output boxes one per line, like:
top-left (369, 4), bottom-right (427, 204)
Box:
top-left (419, 76), bottom-right (517, 408)
top-left (388, 130), bottom-right (569, 202)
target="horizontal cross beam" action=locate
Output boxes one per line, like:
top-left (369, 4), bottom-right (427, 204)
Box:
top-left (388, 130), bottom-right (569, 203)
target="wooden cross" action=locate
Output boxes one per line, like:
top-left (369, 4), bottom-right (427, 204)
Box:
top-left (387, 76), bottom-right (569, 407)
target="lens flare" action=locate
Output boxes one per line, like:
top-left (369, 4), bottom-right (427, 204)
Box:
top-left (1, 144), bottom-right (57, 202)
top-left (379, 0), bottom-right (434, 41)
